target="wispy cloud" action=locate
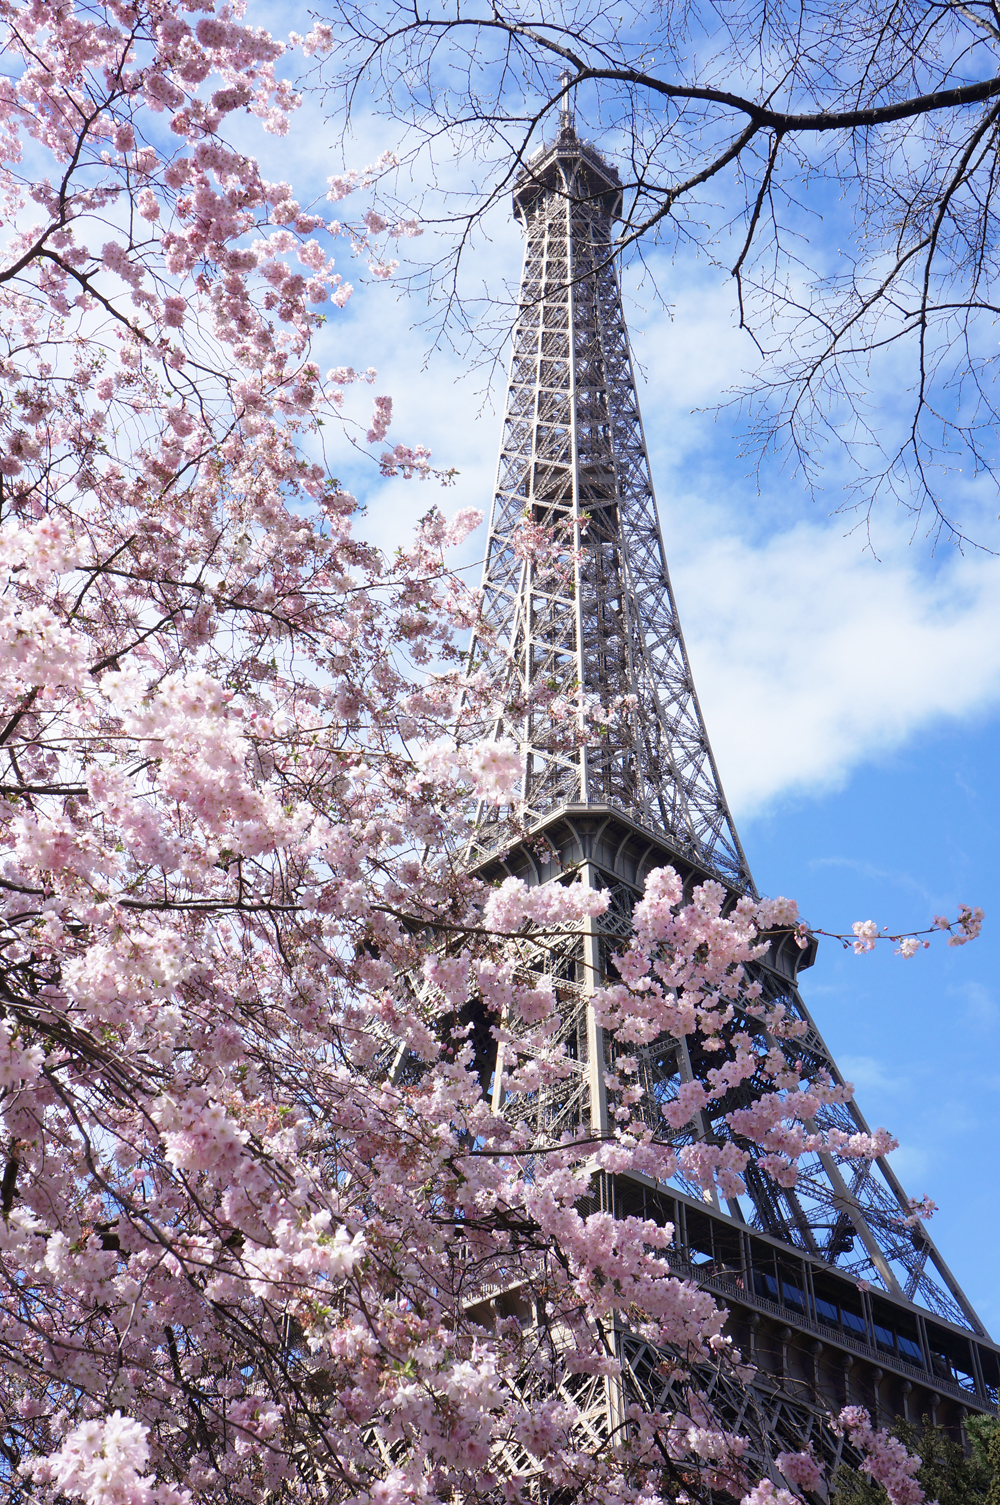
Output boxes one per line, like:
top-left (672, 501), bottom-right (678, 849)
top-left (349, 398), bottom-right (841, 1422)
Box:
top-left (671, 516), bottom-right (1000, 816)
top-left (806, 858), bottom-right (934, 906)
top-left (837, 1054), bottom-right (900, 1093)
top-left (953, 981), bottom-right (998, 1032)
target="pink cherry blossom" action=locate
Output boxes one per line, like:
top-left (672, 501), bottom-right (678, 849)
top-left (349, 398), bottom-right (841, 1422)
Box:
top-left (776, 1447), bottom-right (823, 1491)
top-left (367, 393), bottom-right (393, 443)
top-left (24, 1412), bottom-right (155, 1505)
top-left (837, 1407), bottom-right (931, 1504)
top-left (741, 1484), bottom-right (801, 1505)
top-left (852, 918), bottom-right (879, 952)
top-left (464, 738), bottom-right (524, 801)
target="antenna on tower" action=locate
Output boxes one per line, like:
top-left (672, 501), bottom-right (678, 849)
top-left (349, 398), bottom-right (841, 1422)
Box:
top-left (557, 68), bottom-right (575, 135)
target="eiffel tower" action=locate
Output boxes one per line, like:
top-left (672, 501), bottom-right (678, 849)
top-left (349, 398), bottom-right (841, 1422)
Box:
top-left (462, 95), bottom-right (1000, 1483)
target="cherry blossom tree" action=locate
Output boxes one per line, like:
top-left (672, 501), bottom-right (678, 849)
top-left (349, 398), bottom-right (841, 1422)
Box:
top-left (0, 5), bottom-right (974, 1505)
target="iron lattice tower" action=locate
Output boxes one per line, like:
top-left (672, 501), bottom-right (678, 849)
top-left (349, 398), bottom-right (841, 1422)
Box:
top-left (465, 107), bottom-right (1000, 1478)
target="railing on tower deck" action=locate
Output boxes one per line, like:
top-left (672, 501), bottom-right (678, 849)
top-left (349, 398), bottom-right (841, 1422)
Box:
top-left (665, 1254), bottom-right (995, 1410)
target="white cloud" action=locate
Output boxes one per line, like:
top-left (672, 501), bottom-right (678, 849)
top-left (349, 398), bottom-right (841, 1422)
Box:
top-left (669, 514), bottom-right (1000, 816)
top-left (836, 1054), bottom-right (898, 1093)
top-left (953, 981), bottom-right (998, 1032)
top-left (881, 1141), bottom-right (932, 1185)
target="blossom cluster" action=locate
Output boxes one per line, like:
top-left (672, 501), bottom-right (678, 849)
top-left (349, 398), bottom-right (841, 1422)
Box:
top-left (837, 909), bottom-right (986, 956)
top-left (837, 1407), bottom-right (930, 1504)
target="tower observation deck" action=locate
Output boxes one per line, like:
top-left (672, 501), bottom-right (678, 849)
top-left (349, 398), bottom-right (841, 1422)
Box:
top-left (464, 112), bottom-right (1000, 1470)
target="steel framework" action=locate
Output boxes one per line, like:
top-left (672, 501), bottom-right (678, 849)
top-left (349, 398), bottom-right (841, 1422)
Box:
top-left (465, 107), bottom-right (1000, 1482)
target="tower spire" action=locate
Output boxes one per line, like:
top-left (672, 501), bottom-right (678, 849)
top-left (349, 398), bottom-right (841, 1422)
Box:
top-left (464, 115), bottom-right (999, 1459)
top-left (557, 68), bottom-right (575, 136)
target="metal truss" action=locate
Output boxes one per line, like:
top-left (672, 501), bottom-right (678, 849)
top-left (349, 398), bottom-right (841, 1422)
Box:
top-left (468, 120), bottom-right (752, 893)
top-left (462, 113), bottom-right (1000, 1465)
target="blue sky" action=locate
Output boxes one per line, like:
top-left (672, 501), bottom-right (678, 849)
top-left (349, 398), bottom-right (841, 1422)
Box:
top-left (242, 4), bottom-right (1000, 1335)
